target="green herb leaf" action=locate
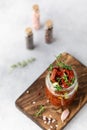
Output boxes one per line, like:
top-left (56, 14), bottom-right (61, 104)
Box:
top-left (64, 64), bottom-right (72, 70)
top-left (67, 82), bottom-right (72, 86)
top-left (57, 62), bottom-right (72, 70)
top-left (56, 77), bottom-right (61, 83)
top-left (56, 53), bottom-right (62, 60)
top-left (54, 84), bottom-right (62, 91)
top-left (72, 77), bottom-right (75, 84)
top-left (63, 73), bottom-right (68, 83)
top-left (17, 62), bottom-right (22, 66)
top-left (11, 64), bottom-right (18, 68)
top-left (34, 105), bottom-right (45, 117)
top-left (11, 57), bottom-right (36, 70)
top-left (27, 58), bottom-right (36, 63)
top-left (48, 64), bottom-right (53, 71)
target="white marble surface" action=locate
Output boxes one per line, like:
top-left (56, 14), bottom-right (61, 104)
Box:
top-left (0, 0), bottom-right (87, 130)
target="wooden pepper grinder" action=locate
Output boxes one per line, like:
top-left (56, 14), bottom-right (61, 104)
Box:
top-left (32, 4), bottom-right (40, 30)
top-left (45, 20), bottom-right (53, 43)
top-left (25, 27), bottom-right (34, 49)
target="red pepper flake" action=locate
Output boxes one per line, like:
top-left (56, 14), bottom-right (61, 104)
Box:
top-left (38, 92), bottom-right (41, 96)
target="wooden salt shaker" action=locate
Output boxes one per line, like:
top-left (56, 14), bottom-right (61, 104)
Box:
top-left (45, 20), bottom-right (53, 43)
top-left (32, 4), bottom-right (40, 30)
top-left (25, 27), bottom-right (34, 49)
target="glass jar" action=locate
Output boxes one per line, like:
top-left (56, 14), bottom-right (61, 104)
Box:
top-left (45, 69), bottom-right (78, 107)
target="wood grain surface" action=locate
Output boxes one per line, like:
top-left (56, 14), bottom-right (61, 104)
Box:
top-left (15, 52), bottom-right (87, 130)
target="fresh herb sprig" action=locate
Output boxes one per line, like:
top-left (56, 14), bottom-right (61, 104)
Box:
top-left (11, 57), bottom-right (36, 70)
top-left (56, 54), bottom-right (72, 70)
top-left (56, 53), bottom-right (62, 62)
top-left (56, 61), bottom-right (72, 70)
top-left (34, 105), bottom-right (45, 117)
top-left (48, 53), bottom-right (72, 71)
top-left (48, 64), bottom-right (53, 71)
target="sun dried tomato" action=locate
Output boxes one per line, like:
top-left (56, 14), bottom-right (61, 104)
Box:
top-left (57, 69), bottom-right (63, 77)
top-left (50, 68), bottom-right (58, 82)
top-left (68, 70), bottom-right (74, 80)
top-left (61, 79), bottom-right (68, 88)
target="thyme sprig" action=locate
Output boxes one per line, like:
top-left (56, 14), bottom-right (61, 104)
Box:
top-left (56, 53), bottom-right (62, 62)
top-left (11, 57), bottom-right (36, 70)
top-left (48, 54), bottom-right (72, 71)
top-left (48, 64), bottom-right (53, 71)
top-left (34, 105), bottom-right (45, 117)
top-left (56, 54), bottom-right (72, 70)
top-left (57, 61), bottom-right (72, 70)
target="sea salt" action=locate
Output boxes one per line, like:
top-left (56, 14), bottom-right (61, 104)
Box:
top-left (50, 125), bottom-right (53, 129)
top-left (47, 120), bottom-right (51, 125)
top-left (52, 119), bottom-right (56, 123)
top-left (48, 117), bottom-right (51, 121)
top-left (55, 124), bottom-right (58, 128)
top-left (26, 90), bottom-right (29, 93)
top-left (32, 101), bottom-right (36, 104)
top-left (43, 116), bottom-right (46, 121)
top-left (44, 121), bottom-right (47, 124)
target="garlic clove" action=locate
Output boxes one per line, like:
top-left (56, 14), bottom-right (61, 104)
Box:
top-left (61, 109), bottom-right (70, 122)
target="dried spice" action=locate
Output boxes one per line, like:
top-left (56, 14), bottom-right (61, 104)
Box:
top-left (45, 20), bottom-right (53, 43)
top-left (25, 27), bottom-right (34, 49)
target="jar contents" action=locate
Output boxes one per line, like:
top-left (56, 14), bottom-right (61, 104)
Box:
top-left (45, 20), bottom-right (53, 43)
top-left (32, 4), bottom-right (40, 30)
top-left (25, 27), bottom-right (34, 49)
top-left (45, 54), bottom-right (78, 107)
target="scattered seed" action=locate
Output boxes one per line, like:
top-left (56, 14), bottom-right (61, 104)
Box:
top-left (48, 117), bottom-right (51, 121)
top-left (43, 116), bottom-right (46, 121)
top-left (44, 121), bottom-right (47, 124)
top-left (32, 101), bottom-right (36, 104)
top-left (50, 125), bottom-right (53, 129)
top-left (26, 90), bottom-right (29, 94)
top-left (55, 124), bottom-right (58, 128)
top-left (47, 120), bottom-right (51, 125)
top-left (49, 115), bottom-right (52, 118)
top-left (52, 119), bottom-right (56, 123)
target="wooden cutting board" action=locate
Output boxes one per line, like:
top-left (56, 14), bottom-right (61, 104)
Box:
top-left (15, 52), bottom-right (87, 130)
